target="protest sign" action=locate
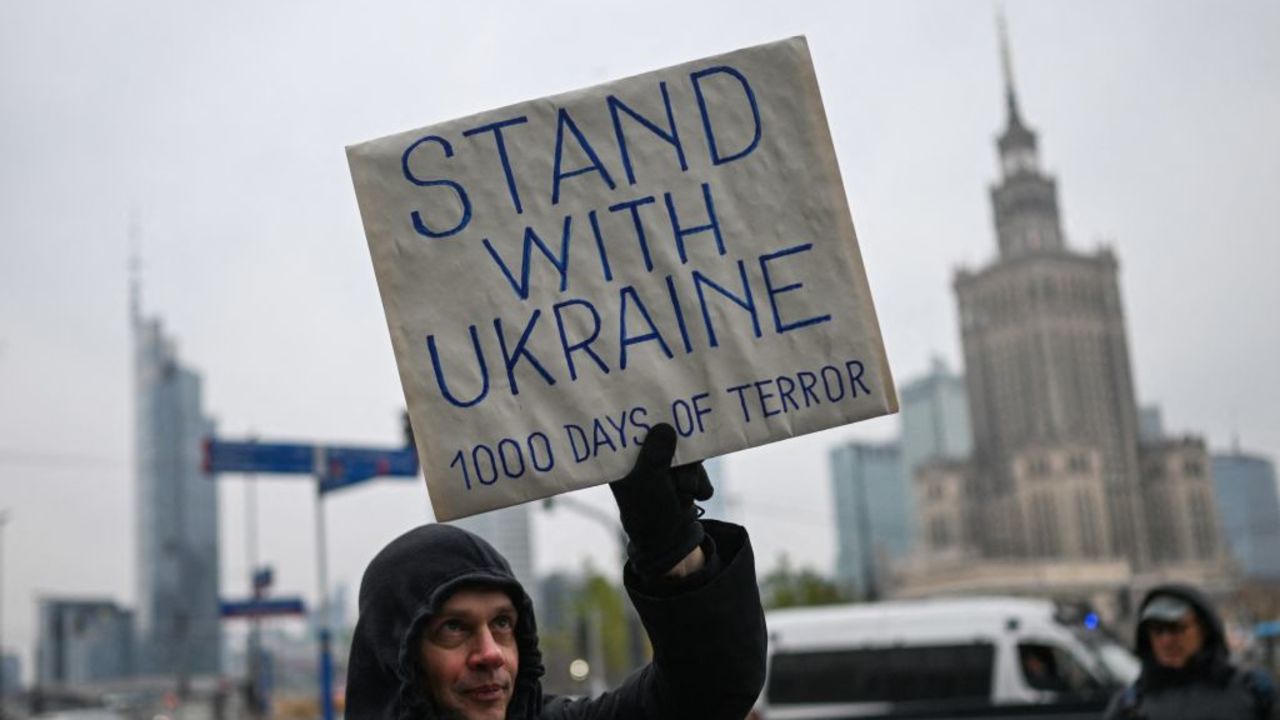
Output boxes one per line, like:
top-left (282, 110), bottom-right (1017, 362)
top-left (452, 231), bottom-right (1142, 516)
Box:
top-left (348, 36), bottom-right (897, 520)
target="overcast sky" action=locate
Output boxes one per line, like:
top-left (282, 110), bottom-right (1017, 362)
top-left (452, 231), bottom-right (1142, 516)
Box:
top-left (2, 0), bottom-right (1277, 675)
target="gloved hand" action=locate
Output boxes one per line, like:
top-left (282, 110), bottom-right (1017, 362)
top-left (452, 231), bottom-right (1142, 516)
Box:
top-left (609, 423), bottom-right (714, 578)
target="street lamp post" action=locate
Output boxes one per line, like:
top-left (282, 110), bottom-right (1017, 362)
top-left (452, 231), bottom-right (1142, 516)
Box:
top-left (0, 509), bottom-right (9, 720)
top-left (204, 435), bottom-right (419, 720)
top-left (313, 448), bottom-right (335, 720)
top-left (540, 495), bottom-right (648, 672)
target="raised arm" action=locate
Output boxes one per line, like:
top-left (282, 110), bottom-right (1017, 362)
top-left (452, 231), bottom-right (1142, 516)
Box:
top-left (544, 424), bottom-right (766, 719)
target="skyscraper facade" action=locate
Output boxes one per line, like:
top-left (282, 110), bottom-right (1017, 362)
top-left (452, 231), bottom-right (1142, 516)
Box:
top-left (452, 504), bottom-right (536, 598)
top-left (829, 441), bottom-right (905, 598)
top-left (887, 358), bottom-right (973, 565)
top-left (1141, 437), bottom-right (1223, 565)
top-left (1, 652), bottom-right (19, 694)
top-left (1211, 449), bottom-right (1280, 578)
top-left (133, 286), bottom-right (221, 676)
top-left (954, 22), bottom-right (1146, 565)
top-left (900, 358), bottom-right (972, 553)
top-left (899, 357), bottom-right (972, 474)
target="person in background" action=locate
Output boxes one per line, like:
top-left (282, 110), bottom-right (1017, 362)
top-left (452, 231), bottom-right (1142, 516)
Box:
top-left (345, 423), bottom-right (767, 720)
top-left (1105, 582), bottom-right (1277, 719)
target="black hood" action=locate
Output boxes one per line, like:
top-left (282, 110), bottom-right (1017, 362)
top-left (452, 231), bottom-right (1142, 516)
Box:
top-left (1133, 582), bottom-right (1230, 688)
top-left (346, 523), bottom-right (544, 720)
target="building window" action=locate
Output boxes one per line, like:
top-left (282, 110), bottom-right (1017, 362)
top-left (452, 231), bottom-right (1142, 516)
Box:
top-left (930, 518), bottom-right (951, 549)
top-left (1068, 453), bottom-right (1090, 474)
top-left (767, 643), bottom-right (995, 705)
top-left (1018, 643), bottom-right (1103, 695)
top-left (1188, 490), bottom-right (1217, 560)
top-left (1077, 490), bottom-right (1100, 557)
top-left (1032, 494), bottom-right (1061, 556)
top-left (1028, 456), bottom-right (1050, 477)
top-left (1183, 459), bottom-right (1203, 477)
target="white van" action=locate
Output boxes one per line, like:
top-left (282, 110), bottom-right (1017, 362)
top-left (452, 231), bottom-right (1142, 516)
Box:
top-left (754, 596), bottom-right (1140, 720)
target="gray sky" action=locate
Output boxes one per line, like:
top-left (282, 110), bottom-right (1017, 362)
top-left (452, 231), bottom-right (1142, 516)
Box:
top-left (2, 0), bottom-right (1278, 675)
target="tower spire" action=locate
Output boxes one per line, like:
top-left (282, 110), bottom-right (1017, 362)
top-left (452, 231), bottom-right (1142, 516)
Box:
top-left (129, 207), bottom-right (142, 324)
top-left (997, 6), bottom-right (1023, 128)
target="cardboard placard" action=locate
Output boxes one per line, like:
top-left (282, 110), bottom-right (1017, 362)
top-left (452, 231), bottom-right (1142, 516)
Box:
top-left (348, 36), bottom-right (897, 520)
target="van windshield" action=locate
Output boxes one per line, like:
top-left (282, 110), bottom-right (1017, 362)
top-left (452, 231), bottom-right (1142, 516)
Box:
top-left (1073, 631), bottom-right (1140, 686)
top-left (767, 643), bottom-right (995, 705)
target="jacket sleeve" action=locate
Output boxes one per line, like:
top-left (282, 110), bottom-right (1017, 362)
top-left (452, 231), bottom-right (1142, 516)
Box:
top-left (542, 520), bottom-right (767, 720)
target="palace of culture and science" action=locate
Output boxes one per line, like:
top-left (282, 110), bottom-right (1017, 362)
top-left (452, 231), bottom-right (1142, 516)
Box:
top-left (889, 22), bottom-right (1233, 610)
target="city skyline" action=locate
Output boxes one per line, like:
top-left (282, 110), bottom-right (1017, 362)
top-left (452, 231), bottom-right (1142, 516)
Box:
top-left (2, 0), bottom-right (1278, 679)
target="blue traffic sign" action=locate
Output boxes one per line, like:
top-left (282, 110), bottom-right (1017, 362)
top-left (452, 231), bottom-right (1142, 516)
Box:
top-left (203, 438), bottom-right (418, 494)
top-left (220, 597), bottom-right (308, 619)
top-left (203, 440), bottom-right (315, 475)
top-left (319, 446), bottom-right (419, 493)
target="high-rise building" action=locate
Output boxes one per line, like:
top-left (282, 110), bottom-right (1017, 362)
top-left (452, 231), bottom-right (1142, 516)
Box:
top-left (452, 504), bottom-right (536, 599)
top-left (36, 598), bottom-right (134, 686)
top-left (899, 357), bottom-right (972, 556)
top-left (954, 19), bottom-right (1146, 564)
top-left (900, 357), bottom-right (972, 473)
top-left (1211, 448), bottom-right (1280, 578)
top-left (132, 269), bottom-right (221, 677)
top-left (897, 17), bottom-right (1231, 610)
top-left (2, 651), bottom-right (21, 693)
top-left (829, 441), bottom-right (906, 598)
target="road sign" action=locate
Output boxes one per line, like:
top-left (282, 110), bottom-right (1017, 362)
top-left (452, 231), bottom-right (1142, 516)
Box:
top-left (203, 440), bottom-right (315, 475)
top-left (220, 597), bottom-right (307, 619)
top-left (203, 433), bottom-right (420, 720)
top-left (203, 439), bottom-right (419, 495)
top-left (318, 446), bottom-right (419, 494)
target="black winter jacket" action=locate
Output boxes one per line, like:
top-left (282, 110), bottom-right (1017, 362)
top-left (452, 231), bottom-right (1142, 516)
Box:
top-left (346, 519), bottom-right (766, 720)
top-left (1103, 583), bottom-right (1278, 720)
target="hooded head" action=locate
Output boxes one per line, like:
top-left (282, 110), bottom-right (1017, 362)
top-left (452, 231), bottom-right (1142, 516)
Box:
top-left (346, 524), bottom-right (544, 719)
top-left (1132, 583), bottom-right (1230, 689)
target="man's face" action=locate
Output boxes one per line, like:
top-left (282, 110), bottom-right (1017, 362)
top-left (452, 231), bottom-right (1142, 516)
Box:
top-left (420, 589), bottom-right (520, 720)
top-left (1146, 610), bottom-right (1204, 670)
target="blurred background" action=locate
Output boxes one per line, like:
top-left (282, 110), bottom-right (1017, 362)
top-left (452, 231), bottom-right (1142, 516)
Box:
top-left (2, 0), bottom-right (1278, 717)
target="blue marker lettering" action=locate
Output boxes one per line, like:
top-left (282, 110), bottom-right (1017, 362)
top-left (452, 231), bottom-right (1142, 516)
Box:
top-left (618, 285), bottom-right (674, 369)
top-left (665, 182), bottom-right (725, 264)
top-left (482, 216), bottom-right (574, 300)
top-left (553, 299), bottom-right (609, 381)
top-left (607, 81), bottom-right (688, 185)
top-left (693, 261), bottom-right (761, 347)
top-left (690, 65), bottom-right (762, 166)
top-left (607, 196), bottom-right (657, 272)
top-left (463, 116), bottom-right (530, 215)
top-left (494, 312), bottom-right (557, 396)
top-left (402, 135), bottom-right (472, 238)
top-left (426, 327), bottom-right (489, 408)
top-left (759, 242), bottom-right (832, 333)
top-left (552, 107), bottom-right (617, 205)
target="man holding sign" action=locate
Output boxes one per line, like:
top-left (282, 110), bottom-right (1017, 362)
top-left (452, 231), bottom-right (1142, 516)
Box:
top-left (346, 35), bottom-right (896, 719)
top-left (346, 424), bottom-right (766, 719)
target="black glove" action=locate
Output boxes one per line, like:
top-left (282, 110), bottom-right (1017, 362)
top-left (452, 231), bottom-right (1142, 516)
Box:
top-left (609, 423), bottom-right (714, 578)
